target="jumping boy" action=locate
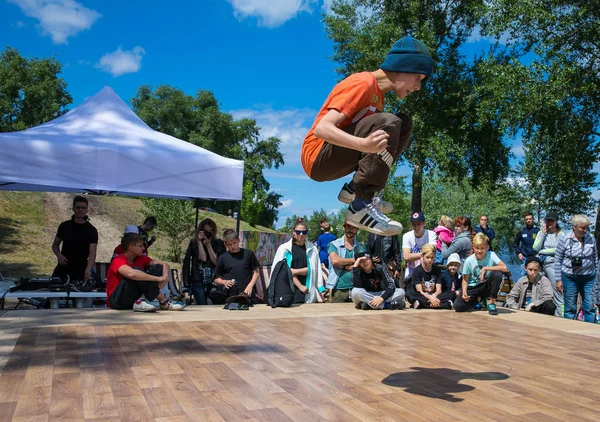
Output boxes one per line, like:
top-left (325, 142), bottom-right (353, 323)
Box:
top-left (301, 37), bottom-right (434, 236)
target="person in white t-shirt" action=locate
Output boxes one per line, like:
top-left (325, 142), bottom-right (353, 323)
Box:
top-left (454, 232), bottom-right (508, 315)
top-left (402, 212), bottom-right (437, 282)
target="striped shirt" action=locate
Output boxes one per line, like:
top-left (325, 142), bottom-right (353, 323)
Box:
top-left (554, 231), bottom-right (598, 276)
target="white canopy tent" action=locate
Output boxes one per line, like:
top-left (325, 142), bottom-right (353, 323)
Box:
top-left (0, 86), bottom-right (244, 201)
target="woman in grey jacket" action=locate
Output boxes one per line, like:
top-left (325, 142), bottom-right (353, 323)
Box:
top-left (441, 216), bottom-right (473, 263)
top-left (532, 212), bottom-right (565, 316)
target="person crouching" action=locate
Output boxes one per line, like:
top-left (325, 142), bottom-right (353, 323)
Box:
top-left (107, 233), bottom-right (185, 311)
top-left (351, 244), bottom-right (405, 310)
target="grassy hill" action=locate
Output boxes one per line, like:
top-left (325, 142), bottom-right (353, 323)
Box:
top-left (0, 192), bottom-right (278, 278)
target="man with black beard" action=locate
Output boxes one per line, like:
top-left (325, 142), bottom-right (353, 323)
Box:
top-left (325, 221), bottom-right (359, 302)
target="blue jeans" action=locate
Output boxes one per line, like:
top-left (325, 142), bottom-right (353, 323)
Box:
top-left (191, 282), bottom-right (211, 305)
top-left (562, 273), bottom-right (596, 323)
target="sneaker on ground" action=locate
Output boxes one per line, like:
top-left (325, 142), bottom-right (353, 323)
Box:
top-left (488, 304), bottom-right (498, 315)
top-left (160, 300), bottom-right (186, 311)
top-left (133, 298), bottom-right (157, 312)
top-left (413, 301), bottom-right (420, 309)
top-left (389, 300), bottom-right (406, 310)
top-left (448, 300), bottom-right (454, 310)
top-left (337, 183), bottom-right (394, 213)
top-left (346, 203), bottom-right (403, 236)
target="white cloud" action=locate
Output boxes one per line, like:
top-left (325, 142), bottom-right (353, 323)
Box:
top-left (96, 46), bottom-right (145, 77)
top-left (281, 199), bottom-right (294, 208)
top-left (8, 0), bottom-right (101, 44)
top-left (467, 24), bottom-right (510, 45)
top-left (229, 107), bottom-right (317, 165)
top-left (226, 0), bottom-right (319, 27)
top-left (511, 144), bottom-right (524, 157)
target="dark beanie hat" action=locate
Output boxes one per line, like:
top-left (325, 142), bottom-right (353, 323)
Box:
top-left (380, 37), bottom-right (434, 79)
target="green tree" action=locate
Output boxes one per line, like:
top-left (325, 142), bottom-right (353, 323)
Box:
top-left (131, 85), bottom-right (284, 227)
top-left (0, 47), bottom-right (72, 132)
top-left (324, 0), bottom-right (512, 212)
top-left (140, 198), bottom-right (195, 262)
top-left (481, 1), bottom-right (600, 217)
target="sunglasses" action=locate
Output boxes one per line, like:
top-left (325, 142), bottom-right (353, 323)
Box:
top-left (294, 230), bottom-right (308, 235)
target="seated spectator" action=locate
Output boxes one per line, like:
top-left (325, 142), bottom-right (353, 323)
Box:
top-left (366, 232), bottom-right (402, 283)
top-left (454, 233), bottom-right (508, 315)
top-left (51, 195), bottom-right (98, 281)
top-left (326, 222), bottom-right (359, 302)
top-left (351, 244), bottom-right (405, 310)
top-left (402, 212), bottom-right (437, 284)
top-left (316, 219), bottom-right (337, 268)
top-left (213, 229), bottom-right (260, 302)
top-left (433, 215), bottom-right (455, 263)
top-left (111, 225), bottom-right (139, 261)
top-left (182, 218), bottom-right (226, 305)
top-left (271, 219), bottom-right (324, 303)
top-left (441, 216), bottom-right (473, 263)
top-left (405, 244), bottom-right (453, 309)
top-left (138, 216), bottom-right (157, 254)
top-left (440, 253), bottom-right (462, 301)
top-left (107, 233), bottom-right (185, 311)
top-left (506, 256), bottom-right (556, 315)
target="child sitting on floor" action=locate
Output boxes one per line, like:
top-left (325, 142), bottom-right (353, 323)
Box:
top-left (406, 244), bottom-right (454, 309)
top-left (453, 233), bottom-right (508, 315)
top-left (506, 256), bottom-right (556, 315)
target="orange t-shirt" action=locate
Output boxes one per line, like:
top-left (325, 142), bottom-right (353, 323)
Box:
top-left (301, 72), bottom-right (384, 177)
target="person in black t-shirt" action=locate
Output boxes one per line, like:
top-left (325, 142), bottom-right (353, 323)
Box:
top-left (405, 244), bottom-right (453, 309)
top-left (51, 195), bottom-right (98, 281)
top-left (214, 229), bottom-right (260, 300)
top-left (351, 244), bottom-right (405, 310)
top-left (137, 216), bottom-right (157, 255)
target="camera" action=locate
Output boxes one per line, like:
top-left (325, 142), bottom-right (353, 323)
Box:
top-left (205, 230), bottom-right (213, 240)
top-left (571, 257), bottom-right (583, 268)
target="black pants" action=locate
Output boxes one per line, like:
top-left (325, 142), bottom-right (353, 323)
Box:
top-left (530, 300), bottom-right (556, 316)
top-left (109, 265), bottom-right (163, 310)
top-left (406, 283), bottom-right (455, 309)
top-left (310, 112), bottom-right (412, 200)
top-left (453, 271), bottom-right (504, 312)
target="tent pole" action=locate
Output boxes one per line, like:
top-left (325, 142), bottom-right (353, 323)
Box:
top-left (236, 200), bottom-right (241, 234)
top-left (194, 199), bottom-right (199, 231)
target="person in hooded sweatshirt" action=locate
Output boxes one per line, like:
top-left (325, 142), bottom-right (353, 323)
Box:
top-left (442, 216), bottom-right (473, 263)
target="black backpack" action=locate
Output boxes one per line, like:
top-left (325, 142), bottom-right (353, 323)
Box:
top-left (268, 260), bottom-right (295, 308)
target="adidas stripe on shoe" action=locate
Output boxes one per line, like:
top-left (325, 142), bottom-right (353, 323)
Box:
top-left (337, 184), bottom-right (394, 213)
top-left (345, 203), bottom-right (403, 236)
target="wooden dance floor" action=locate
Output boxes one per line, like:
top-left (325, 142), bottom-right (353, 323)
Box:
top-left (1, 304), bottom-right (599, 421)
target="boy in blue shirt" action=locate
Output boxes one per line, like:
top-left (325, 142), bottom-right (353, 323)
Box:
top-left (454, 233), bottom-right (508, 315)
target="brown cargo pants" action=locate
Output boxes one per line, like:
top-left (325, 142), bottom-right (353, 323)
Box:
top-left (309, 112), bottom-right (412, 201)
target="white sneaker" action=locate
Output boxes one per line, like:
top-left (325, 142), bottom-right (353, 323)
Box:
top-left (133, 298), bottom-right (157, 312)
top-left (345, 203), bottom-right (403, 236)
top-left (160, 300), bottom-right (186, 311)
top-left (337, 183), bottom-right (393, 213)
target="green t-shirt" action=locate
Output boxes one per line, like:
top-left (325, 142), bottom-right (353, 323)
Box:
top-left (328, 242), bottom-right (354, 290)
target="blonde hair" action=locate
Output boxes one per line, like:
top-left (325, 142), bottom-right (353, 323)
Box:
top-left (439, 215), bottom-right (453, 226)
top-left (472, 232), bottom-right (489, 247)
top-left (421, 244), bottom-right (436, 257)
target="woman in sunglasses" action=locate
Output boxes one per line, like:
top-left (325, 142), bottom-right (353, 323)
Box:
top-left (271, 219), bottom-right (325, 303)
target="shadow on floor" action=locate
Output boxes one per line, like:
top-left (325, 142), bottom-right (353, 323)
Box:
top-left (382, 367), bottom-right (509, 402)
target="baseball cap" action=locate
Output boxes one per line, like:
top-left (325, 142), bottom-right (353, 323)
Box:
top-left (354, 244), bottom-right (370, 259)
top-left (545, 212), bottom-right (559, 221)
top-left (124, 224), bottom-right (139, 234)
top-left (525, 255), bottom-right (543, 268)
top-left (410, 212), bottom-right (425, 222)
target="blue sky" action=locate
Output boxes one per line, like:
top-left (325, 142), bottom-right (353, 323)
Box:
top-left (1, 0), bottom-right (529, 227)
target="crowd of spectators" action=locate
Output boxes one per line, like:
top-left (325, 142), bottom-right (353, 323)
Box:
top-left (49, 195), bottom-right (600, 322)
